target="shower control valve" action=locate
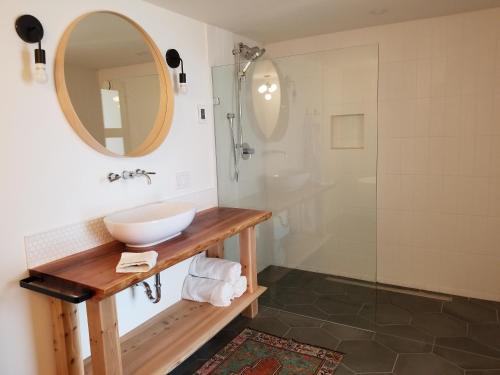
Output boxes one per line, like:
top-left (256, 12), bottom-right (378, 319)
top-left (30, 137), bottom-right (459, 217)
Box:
top-left (241, 143), bottom-right (255, 160)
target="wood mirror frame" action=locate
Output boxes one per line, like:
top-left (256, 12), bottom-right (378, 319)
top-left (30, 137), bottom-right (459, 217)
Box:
top-left (54, 11), bottom-right (174, 157)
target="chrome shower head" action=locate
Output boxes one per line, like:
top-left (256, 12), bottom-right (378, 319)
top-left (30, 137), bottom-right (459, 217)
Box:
top-left (242, 46), bottom-right (266, 61)
top-left (234, 43), bottom-right (266, 75)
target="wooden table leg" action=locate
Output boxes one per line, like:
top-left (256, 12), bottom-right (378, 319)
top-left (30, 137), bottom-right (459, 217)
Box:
top-left (50, 298), bottom-right (84, 375)
top-left (239, 226), bottom-right (258, 318)
top-left (206, 241), bottom-right (224, 258)
top-left (86, 296), bottom-right (123, 375)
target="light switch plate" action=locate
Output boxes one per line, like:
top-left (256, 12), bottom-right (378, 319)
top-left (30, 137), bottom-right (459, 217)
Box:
top-left (197, 104), bottom-right (208, 124)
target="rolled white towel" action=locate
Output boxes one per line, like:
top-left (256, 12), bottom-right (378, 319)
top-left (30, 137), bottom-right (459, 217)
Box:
top-left (182, 275), bottom-right (233, 307)
top-left (189, 252), bottom-right (241, 283)
top-left (231, 276), bottom-right (247, 299)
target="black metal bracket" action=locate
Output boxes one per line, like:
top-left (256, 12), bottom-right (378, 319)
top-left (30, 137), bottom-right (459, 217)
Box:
top-left (20, 275), bottom-right (94, 304)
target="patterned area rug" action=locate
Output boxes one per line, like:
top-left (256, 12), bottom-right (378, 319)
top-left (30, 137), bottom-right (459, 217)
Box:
top-left (195, 328), bottom-right (344, 374)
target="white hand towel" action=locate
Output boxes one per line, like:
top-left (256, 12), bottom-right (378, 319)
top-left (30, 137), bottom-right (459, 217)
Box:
top-left (182, 275), bottom-right (234, 307)
top-left (116, 251), bottom-right (158, 273)
top-left (189, 252), bottom-right (241, 283)
top-left (231, 276), bottom-right (247, 299)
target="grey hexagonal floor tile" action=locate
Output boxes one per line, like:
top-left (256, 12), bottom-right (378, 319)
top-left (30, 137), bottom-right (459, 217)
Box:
top-left (257, 265), bottom-right (290, 286)
top-left (275, 269), bottom-right (317, 288)
top-left (377, 324), bottom-right (434, 344)
top-left (341, 283), bottom-right (384, 304)
top-left (248, 316), bottom-right (289, 337)
top-left (305, 277), bottom-right (346, 295)
top-left (328, 314), bottom-right (378, 331)
top-left (315, 295), bottom-right (362, 315)
top-left (360, 303), bottom-right (412, 325)
top-left (332, 364), bottom-right (356, 374)
top-left (394, 353), bottom-right (463, 375)
top-left (436, 337), bottom-right (500, 358)
top-left (444, 299), bottom-right (498, 323)
top-left (337, 339), bottom-right (397, 373)
top-left (470, 298), bottom-right (500, 313)
top-left (285, 327), bottom-right (340, 350)
top-left (277, 310), bottom-right (323, 327)
top-left (434, 346), bottom-right (500, 370)
top-left (411, 312), bottom-right (467, 337)
top-left (273, 287), bottom-right (318, 306)
top-left (284, 303), bottom-right (330, 320)
top-left (469, 323), bottom-right (500, 350)
top-left (389, 291), bottom-right (443, 313)
top-left (375, 333), bottom-right (432, 353)
top-left (322, 321), bottom-right (374, 340)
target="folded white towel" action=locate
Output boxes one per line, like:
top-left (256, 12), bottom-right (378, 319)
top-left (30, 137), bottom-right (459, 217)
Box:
top-left (189, 252), bottom-right (241, 283)
top-left (231, 276), bottom-right (247, 299)
top-left (116, 251), bottom-right (158, 273)
top-left (182, 275), bottom-right (233, 307)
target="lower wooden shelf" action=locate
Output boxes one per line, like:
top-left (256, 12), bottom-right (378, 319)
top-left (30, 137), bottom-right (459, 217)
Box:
top-left (84, 286), bottom-right (267, 375)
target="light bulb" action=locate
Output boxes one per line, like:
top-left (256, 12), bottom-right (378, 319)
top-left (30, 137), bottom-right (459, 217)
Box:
top-left (268, 83), bottom-right (278, 93)
top-left (34, 62), bottom-right (47, 83)
top-left (179, 82), bottom-right (188, 94)
top-left (258, 84), bottom-right (268, 94)
top-left (178, 72), bottom-right (188, 94)
top-left (264, 93), bottom-right (272, 101)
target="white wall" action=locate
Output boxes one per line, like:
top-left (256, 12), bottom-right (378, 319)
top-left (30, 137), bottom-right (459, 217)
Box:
top-left (0, 1), bottom-right (244, 373)
top-left (266, 7), bottom-right (500, 301)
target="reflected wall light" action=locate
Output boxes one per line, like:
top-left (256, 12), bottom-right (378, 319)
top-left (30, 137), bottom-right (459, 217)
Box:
top-left (258, 82), bottom-right (278, 101)
top-left (165, 49), bottom-right (187, 94)
top-left (15, 14), bottom-right (47, 83)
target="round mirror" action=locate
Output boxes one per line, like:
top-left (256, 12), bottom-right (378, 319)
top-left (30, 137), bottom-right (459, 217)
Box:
top-left (250, 60), bottom-right (287, 141)
top-left (55, 12), bottom-right (173, 157)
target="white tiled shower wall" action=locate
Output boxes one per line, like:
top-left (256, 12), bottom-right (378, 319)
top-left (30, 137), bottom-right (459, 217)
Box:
top-left (266, 8), bottom-right (500, 301)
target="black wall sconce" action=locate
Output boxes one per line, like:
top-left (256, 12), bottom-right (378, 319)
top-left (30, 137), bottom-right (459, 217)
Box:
top-left (166, 49), bottom-right (187, 94)
top-left (15, 14), bottom-right (47, 83)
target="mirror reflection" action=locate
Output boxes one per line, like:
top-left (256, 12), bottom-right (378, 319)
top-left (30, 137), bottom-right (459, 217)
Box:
top-left (64, 13), bottom-right (160, 155)
top-left (250, 60), bottom-right (286, 141)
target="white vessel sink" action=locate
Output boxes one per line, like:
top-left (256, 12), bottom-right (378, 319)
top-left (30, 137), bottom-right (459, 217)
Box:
top-left (265, 170), bottom-right (310, 193)
top-left (104, 201), bottom-right (196, 247)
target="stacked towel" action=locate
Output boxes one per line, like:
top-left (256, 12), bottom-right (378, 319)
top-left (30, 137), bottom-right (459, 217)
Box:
top-left (188, 252), bottom-right (241, 282)
top-left (182, 253), bottom-right (247, 307)
top-left (116, 251), bottom-right (158, 273)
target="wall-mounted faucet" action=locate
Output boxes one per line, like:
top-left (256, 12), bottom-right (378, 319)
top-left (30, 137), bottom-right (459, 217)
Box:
top-left (107, 169), bottom-right (156, 184)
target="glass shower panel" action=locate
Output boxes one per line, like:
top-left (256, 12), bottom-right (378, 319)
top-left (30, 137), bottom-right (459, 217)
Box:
top-left (213, 45), bottom-right (378, 321)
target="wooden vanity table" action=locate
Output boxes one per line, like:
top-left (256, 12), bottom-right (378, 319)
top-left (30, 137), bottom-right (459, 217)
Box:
top-left (20, 207), bottom-right (271, 375)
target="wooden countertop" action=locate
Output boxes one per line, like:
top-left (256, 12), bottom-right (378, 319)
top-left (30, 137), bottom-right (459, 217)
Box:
top-left (29, 207), bottom-right (272, 300)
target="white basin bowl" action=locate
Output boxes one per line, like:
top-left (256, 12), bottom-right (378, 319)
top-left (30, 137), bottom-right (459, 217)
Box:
top-left (104, 201), bottom-right (196, 247)
top-left (265, 170), bottom-right (310, 193)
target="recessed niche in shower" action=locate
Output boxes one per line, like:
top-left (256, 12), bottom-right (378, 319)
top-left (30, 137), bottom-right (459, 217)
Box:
top-left (331, 113), bottom-right (364, 149)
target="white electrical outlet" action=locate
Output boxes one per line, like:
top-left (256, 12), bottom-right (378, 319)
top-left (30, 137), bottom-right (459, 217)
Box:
top-left (176, 171), bottom-right (191, 190)
top-left (197, 104), bottom-right (208, 124)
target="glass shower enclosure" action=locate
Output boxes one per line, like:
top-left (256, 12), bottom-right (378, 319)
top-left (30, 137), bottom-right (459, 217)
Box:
top-left (212, 44), bottom-right (379, 324)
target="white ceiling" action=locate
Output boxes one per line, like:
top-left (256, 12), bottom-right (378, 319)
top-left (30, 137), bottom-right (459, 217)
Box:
top-left (146, 0), bottom-right (500, 43)
top-left (65, 13), bottom-right (154, 69)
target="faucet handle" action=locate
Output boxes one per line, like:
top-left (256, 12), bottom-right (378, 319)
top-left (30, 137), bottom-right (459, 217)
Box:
top-left (108, 173), bottom-right (121, 182)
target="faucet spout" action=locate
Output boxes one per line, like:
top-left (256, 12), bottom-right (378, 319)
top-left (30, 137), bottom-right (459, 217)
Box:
top-left (135, 169), bottom-right (155, 185)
